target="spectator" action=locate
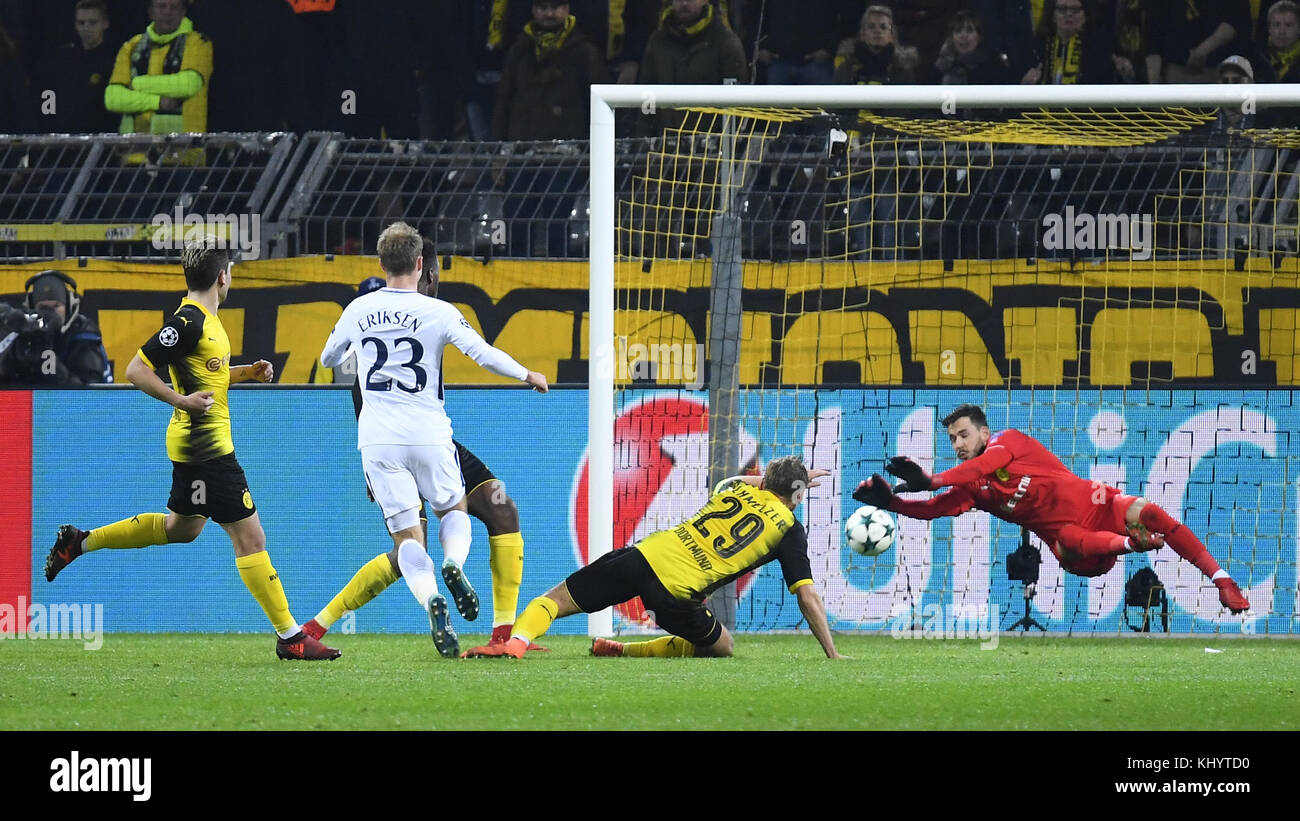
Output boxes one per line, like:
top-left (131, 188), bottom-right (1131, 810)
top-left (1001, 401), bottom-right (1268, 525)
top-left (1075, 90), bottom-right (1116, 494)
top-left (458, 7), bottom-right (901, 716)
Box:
top-left (0, 271), bottom-right (111, 386)
top-left (640, 0), bottom-right (748, 86)
top-left (1112, 0), bottom-right (1162, 83)
top-left (33, 0), bottom-right (119, 132)
top-left (1020, 0), bottom-right (1127, 85)
top-left (832, 7), bottom-right (919, 262)
top-left (1156, 0), bottom-right (1250, 83)
top-left (929, 9), bottom-right (1014, 85)
top-left (753, 1), bottom-right (855, 85)
top-left (105, 0), bottom-right (212, 136)
top-left (493, 0), bottom-right (608, 140)
top-left (832, 5), bottom-right (919, 86)
top-left (970, 0), bottom-right (1041, 79)
top-left (1256, 0), bottom-right (1300, 82)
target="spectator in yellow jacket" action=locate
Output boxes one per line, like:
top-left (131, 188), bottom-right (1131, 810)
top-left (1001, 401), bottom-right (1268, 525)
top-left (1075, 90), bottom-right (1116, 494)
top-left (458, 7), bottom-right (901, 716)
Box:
top-left (105, 0), bottom-right (211, 135)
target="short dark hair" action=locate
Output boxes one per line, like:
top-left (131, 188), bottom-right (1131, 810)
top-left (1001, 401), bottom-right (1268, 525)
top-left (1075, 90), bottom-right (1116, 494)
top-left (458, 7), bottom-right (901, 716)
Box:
top-left (418, 237), bottom-right (439, 297)
top-left (947, 9), bottom-right (983, 39)
top-left (75, 0), bottom-right (109, 18)
top-left (180, 239), bottom-right (229, 291)
top-left (942, 403), bottom-right (988, 429)
top-left (763, 455), bottom-right (810, 501)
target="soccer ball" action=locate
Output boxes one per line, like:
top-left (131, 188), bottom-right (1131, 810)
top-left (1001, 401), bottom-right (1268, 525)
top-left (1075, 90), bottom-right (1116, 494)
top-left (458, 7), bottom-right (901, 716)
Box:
top-left (845, 505), bottom-right (896, 556)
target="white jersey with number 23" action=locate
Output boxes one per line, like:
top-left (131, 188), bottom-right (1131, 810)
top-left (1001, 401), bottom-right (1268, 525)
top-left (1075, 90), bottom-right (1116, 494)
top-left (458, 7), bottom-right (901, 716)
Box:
top-left (320, 287), bottom-right (528, 449)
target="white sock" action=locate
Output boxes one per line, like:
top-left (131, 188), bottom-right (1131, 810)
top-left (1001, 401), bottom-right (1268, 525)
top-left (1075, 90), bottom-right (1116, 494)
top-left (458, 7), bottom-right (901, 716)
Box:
top-left (277, 623), bottom-right (302, 640)
top-left (439, 509), bottom-right (472, 569)
top-left (396, 539), bottom-right (440, 607)
top-left (1211, 569), bottom-right (1229, 581)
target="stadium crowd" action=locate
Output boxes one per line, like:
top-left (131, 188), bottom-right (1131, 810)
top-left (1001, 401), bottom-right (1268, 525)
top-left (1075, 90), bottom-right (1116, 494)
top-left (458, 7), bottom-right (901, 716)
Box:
top-left (0, 0), bottom-right (1296, 139)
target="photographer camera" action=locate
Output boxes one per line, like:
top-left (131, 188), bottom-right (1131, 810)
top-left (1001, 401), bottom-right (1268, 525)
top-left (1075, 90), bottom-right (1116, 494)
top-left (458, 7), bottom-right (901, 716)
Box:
top-left (0, 271), bottom-right (112, 386)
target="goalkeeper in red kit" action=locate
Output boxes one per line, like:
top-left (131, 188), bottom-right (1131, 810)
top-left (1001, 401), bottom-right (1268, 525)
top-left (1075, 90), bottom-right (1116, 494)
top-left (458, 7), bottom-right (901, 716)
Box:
top-left (854, 403), bottom-right (1250, 613)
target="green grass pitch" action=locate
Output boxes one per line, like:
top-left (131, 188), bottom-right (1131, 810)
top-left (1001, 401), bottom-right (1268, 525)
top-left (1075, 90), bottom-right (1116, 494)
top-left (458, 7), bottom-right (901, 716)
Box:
top-left (2, 634), bottom-right (1295, 730)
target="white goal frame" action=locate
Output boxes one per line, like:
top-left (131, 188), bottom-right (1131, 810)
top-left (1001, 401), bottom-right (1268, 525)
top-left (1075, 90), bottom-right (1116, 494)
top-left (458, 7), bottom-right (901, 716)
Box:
top-left (585, 82), bottom-right (1300, 636)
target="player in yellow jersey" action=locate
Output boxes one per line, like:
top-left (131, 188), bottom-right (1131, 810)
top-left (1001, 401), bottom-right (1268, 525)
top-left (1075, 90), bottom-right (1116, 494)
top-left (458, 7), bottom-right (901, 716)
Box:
top-left (463, 455), bottom-right (844, 659)
top-left (43, 238), bottom-right (340, 661)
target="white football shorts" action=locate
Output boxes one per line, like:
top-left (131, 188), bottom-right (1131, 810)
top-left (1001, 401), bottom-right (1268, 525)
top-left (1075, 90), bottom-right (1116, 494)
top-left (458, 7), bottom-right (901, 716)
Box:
top-left (361, 443), bottom-right (465, 533)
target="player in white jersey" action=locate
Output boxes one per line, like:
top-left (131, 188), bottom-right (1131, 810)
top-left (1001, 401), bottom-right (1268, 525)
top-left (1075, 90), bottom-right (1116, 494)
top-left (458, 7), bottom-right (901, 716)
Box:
top-left (320, 221), bottom-right (548, 656)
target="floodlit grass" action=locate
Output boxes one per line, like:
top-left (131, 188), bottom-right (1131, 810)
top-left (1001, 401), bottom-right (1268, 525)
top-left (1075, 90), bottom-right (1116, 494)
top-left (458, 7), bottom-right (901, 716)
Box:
top-left (1, 634), bottom-right (1295, 730)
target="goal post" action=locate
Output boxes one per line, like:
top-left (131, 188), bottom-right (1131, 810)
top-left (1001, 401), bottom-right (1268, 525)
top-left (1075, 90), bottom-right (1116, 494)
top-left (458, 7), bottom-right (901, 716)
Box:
top-left (587, 83), bottom-right (1300, 639)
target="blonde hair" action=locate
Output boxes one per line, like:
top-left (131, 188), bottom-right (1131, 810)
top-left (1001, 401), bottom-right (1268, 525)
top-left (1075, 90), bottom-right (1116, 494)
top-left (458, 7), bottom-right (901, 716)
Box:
top-left (376, 221), bottom-right (422, 277)
top-left (180, 236), bottom-right (229, 291)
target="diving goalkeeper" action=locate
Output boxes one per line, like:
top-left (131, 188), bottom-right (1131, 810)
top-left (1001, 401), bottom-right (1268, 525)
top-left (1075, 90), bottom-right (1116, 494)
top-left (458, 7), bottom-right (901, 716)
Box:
top-left (854, 404), bottom-right (1250, 613)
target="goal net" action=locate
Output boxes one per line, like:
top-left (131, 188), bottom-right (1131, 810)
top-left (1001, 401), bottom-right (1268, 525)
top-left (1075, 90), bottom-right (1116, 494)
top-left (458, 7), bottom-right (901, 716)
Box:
top-left (588, 84), bottom-right (1300, 637)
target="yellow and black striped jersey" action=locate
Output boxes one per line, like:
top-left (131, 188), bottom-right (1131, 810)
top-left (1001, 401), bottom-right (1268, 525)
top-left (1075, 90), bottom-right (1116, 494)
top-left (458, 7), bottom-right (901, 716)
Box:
top-left (636, 480), bottom-right (813, 600)
top-left (137, 298), bottom-right (234, 463)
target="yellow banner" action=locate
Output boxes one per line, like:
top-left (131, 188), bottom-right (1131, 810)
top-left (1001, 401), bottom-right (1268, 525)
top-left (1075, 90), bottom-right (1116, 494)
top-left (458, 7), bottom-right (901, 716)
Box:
top-left (2, 256), bottom-right (1296, 385)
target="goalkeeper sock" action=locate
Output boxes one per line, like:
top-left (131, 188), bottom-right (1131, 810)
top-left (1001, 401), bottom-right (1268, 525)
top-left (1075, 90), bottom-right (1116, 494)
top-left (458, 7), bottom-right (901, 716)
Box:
top-left (1139, 503), bottom-right (1222, 578)
top-left (488, 532), bottom-right (524, 627)
top-left (1057, 525), bottom-right (1127, 558)
top-left (438, 509), bottom-right (472, 569)
top-left (624, 636), bottom-right (696, 658)
top-left (396, 539), bottom-right (440, 608)
top-left (83, 513), bottom-right (169, 552)
top-left (512, 595), bottom-right (558, 644)
top-left (316, 554), bottom-right (398, 630)
top-left (235, 550), bottom-right (299, 638)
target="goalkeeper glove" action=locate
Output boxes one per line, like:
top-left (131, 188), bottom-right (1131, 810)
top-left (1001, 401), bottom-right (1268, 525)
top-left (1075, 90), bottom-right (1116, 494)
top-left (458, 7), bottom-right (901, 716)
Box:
top-left (886, 456), bottom-right (934, 492)
top-left (852, 474), bottom-right (896, 510)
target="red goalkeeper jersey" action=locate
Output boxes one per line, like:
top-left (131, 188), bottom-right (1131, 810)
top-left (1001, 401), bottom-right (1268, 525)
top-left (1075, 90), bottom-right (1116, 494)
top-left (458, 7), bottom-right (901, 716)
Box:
top-left (890, 429), bottom-right (1121, 545)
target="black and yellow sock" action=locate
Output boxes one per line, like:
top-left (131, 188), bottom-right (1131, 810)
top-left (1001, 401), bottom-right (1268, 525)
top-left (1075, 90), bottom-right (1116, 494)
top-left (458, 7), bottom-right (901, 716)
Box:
top-left (513, 595), bottom-right (559, 643)
top-left (83, 513), bottom-right (168, 552)
top-left (624, 636), bottom-right (696, 658)
top-left (235, 550), bottom-right (296, 636)
top-left (315, 554), bottom-right (399, 629)
top-left (488, 532), bottom-right (524, 626)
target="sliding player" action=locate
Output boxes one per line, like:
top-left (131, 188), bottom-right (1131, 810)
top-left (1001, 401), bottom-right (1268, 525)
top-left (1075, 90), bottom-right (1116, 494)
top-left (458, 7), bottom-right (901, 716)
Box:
top-left (319, 222), bottom-right (548, 658)
top-left (304, 248), bottom-right (547, 652)
top-left (462, 456), bottom-right (844, 660)
top-left (854, 403), bottom-right (1250, 613)
top-left (44, 238), bottom-right (341, 660)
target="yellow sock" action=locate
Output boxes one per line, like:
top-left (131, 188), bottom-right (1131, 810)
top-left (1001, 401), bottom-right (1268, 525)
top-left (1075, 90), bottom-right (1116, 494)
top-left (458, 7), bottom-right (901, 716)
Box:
top-left (488, 532), bottom-right (524, 627)
top-left (513, 595), bottom-right (558, 643)
top-left (83, 513), bottom-right (168, 552)
top-left (235, 551), bottom-right (296, 636)
top-left (316, 554), bottom-right (398, 629)
top-left (624, 636), bottom-right (696, 658)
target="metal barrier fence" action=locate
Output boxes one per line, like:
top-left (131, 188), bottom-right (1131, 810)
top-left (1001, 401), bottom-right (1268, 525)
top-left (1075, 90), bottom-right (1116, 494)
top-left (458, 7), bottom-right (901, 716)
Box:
top-left (0, 129), bottom-right (1296, 263)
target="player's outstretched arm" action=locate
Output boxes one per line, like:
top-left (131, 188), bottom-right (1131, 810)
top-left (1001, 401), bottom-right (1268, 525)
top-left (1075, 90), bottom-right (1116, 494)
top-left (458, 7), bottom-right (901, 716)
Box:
top-left (446, 313), bottom-right (544, 388)
top-left (524, 371), bottom-right (548, 392)
top-left (853, 474), bottom-right (896, 508)
top-left (795, 583), bottom-right (845, 659)
top-left (125, 353), bottom-right (213, 416)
